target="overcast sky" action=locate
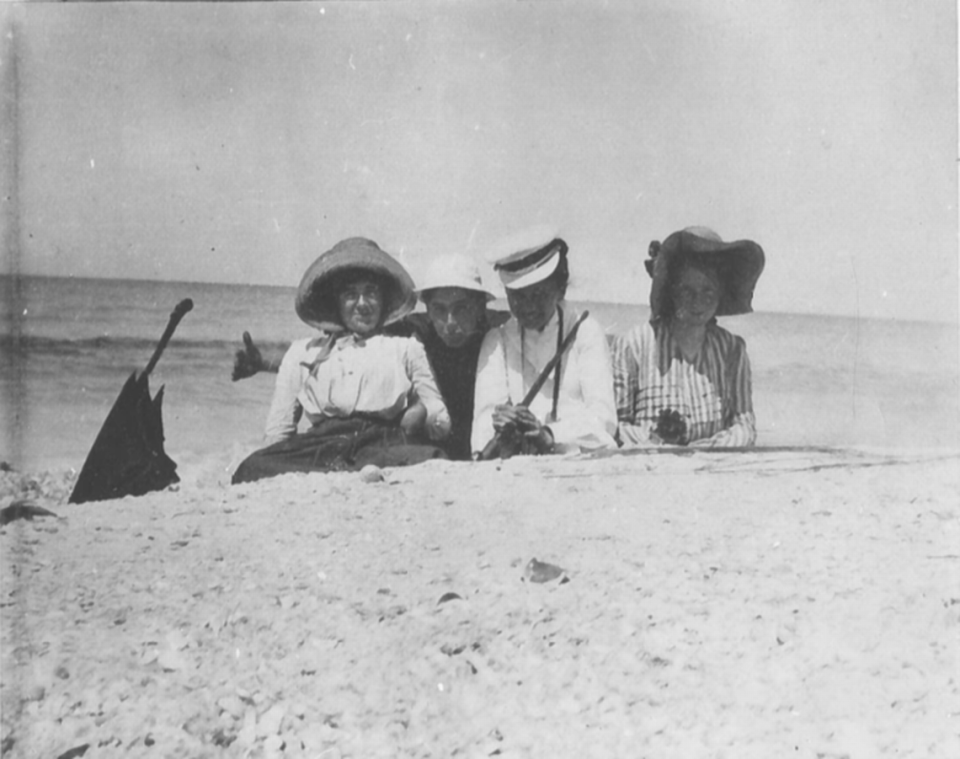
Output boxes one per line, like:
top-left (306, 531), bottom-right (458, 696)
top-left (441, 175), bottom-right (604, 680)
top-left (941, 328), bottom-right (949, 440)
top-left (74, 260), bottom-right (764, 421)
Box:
top-left (2, 1), bottom-right (956, 321)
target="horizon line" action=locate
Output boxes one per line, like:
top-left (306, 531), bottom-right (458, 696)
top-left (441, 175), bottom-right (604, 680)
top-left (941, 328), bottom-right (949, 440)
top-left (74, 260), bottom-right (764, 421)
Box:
top-left (2, 271), bottom-right (957, 327)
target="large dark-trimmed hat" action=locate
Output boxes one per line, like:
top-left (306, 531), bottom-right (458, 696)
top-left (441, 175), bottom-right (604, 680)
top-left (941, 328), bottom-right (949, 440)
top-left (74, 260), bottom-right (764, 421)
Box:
top-left (646, 227), bottom-right (765, 319)
top-left (295, 237), bottom-right (416, 331)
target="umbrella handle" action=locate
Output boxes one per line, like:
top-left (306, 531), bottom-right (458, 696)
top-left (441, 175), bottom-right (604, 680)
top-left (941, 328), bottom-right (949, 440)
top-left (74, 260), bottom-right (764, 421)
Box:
top-left (476, 309), bottom-right (590, 461)
top-left (142, 298), bottom-right (194, 379)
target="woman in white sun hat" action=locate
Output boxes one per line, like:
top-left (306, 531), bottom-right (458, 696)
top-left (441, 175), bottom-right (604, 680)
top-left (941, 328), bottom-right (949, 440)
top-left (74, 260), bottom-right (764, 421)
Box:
top-left (471, 226), bottom-right (618, 458)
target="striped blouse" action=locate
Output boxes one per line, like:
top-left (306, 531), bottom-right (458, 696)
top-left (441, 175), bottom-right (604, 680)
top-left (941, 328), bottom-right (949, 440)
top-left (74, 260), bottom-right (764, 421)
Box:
top-left (610, 320), bottom-right (756, 447)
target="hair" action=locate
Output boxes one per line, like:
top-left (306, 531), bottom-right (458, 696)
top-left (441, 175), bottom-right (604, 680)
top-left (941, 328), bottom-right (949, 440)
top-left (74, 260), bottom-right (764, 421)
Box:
top-left (541, 247), bottom-right (570, 296)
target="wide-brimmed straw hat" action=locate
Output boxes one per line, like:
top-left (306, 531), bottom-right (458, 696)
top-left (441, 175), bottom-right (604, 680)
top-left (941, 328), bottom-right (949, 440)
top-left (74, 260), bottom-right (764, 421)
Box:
top-left (415, 254), bottom-right (496, 301)
top-left (486, 225), bottom-right (568, 291)
top-left (295, 237), bottom-right (416, 331)
top-left (646, 227), bottom-right (765, 319)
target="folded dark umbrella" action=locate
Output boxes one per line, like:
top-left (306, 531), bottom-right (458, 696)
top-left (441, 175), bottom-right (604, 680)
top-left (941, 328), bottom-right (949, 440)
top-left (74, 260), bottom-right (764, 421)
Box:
top-left (69, 299), bottom-right (193, 504)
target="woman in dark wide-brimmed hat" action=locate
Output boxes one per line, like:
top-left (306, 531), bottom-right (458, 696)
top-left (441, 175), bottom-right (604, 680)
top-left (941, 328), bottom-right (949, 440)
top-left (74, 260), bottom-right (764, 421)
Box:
top-left (232, 237), bottom-right (450, 483)
top-left (610, 226), bottom-right (765, 448)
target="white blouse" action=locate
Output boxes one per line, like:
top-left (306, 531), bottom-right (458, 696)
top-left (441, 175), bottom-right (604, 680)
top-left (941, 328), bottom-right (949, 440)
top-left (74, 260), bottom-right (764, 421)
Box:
top-left (471, 306), bottom-right (618, 455)
top-left (263, 332), bottom-right (447, 443)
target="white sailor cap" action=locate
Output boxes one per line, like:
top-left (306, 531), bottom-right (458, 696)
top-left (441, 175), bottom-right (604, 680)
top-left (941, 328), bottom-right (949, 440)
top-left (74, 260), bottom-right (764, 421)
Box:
top-left (485, 226), bottom-right (568, 290)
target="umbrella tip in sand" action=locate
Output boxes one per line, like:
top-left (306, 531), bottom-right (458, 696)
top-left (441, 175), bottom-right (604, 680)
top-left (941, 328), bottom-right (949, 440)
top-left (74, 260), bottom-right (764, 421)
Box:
top-left (0, 499), bottom-right (59, 527)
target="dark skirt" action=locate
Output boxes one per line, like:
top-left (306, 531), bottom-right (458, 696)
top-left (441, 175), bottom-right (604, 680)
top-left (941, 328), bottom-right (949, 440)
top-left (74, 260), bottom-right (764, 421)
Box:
top-left (232, 416), bottom-right (448, 484)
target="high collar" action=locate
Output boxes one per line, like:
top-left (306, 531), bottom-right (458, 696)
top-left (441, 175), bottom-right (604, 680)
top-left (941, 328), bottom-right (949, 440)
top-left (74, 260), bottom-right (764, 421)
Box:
top-left (299, 329), bottom-right (378, 374)
top-left (519, 305), bottom-right (562, 335)
top-left (334, 331), bottom-right (376, 349)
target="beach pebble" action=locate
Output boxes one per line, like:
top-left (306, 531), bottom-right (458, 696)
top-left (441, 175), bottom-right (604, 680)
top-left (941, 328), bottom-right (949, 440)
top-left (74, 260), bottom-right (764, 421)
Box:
top-left (289, 702), bottom-right (307, 719)
top-left (165, 629), bottom-right (190, 651)
top-left (217, 695), bottom-right (245, 720)
top-left (262, 734), bottom-right (284, 756)
top-left (257, 703), bottom-right (286, 736)
top-left (523, 558), bottom-right (565, 584)
top-left (299, 723), bottom-right (337, 751)
top-left (281, 731), bottom-right (302, 753)
top-left (157, 649), bottom-right (189, 672)
top-left (235, 723), bottom-right (257, 748)
top-left (359, 465), bottom-right (384, 483)
top-left (216, 711), bottom-right (235, 732)
top-left (22, 684), bottom-right (45, 703)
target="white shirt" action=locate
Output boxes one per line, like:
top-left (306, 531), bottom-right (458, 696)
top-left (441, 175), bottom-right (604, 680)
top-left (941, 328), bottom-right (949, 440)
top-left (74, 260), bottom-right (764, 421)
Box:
top-left (264, 332), bottom-right (447, 443)
top-left (471, 306), bottom-right (618, 455)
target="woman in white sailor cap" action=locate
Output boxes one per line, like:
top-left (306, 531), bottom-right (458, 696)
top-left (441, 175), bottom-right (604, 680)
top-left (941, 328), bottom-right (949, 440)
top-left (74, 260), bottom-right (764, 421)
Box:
top-left (471, 226), bottom-right (618, 457)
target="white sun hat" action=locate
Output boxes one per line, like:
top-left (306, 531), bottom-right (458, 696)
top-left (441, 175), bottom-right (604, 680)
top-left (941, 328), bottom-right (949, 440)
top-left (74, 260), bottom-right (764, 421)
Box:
top-left (415, 253), bottom-right (496, 301)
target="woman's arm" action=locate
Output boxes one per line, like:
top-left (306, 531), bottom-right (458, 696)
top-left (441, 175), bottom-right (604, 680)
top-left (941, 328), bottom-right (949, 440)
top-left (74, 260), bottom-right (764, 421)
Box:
top-left (403, 338), bottom-right (450, 439)
top-left (263, 343), bottom-right (306, 444)
top-left (471, 327), bottom-right (511, 455)
top-left (545, 317), bottom-right (618, 451)
top-left (610, 327), bottom-right (657, 448)
top-left (617, 420), bottom-right (657, 447)
top-left (690, 411), bottom-right (756, 448)
top-left (690, 336), bottom-right (756, 447)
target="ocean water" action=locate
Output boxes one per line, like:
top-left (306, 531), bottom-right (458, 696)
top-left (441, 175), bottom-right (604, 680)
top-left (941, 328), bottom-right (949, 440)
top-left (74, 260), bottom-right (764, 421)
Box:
top-left (2, 275), bottom-right (958, 473)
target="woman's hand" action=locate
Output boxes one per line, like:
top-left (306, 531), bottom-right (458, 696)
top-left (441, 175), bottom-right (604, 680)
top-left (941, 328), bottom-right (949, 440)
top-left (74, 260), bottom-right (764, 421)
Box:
top-left (400, 401), bottom-right (428, 438)
top-left (654, 408), bottom-right (689, 446)
top-left (524, 423), bottom-right (554, 454)
top-left (492, 404), bottom-right (554, 454)
top-left (426, 408), bottom-right (451, 441)
top-left (232, 331), bottom-right (268, 381)
top-left (492, 404), bottom-right (524, 431)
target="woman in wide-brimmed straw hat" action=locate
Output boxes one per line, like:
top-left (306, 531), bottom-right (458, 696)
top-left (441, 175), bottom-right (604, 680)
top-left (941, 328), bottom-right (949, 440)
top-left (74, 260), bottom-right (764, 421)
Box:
top-left (610, 226), bottom-right (765, 448)
top-left (471, 226), bottom-right (618, 458)
top-left (232, 237), bottom-right (451, 484)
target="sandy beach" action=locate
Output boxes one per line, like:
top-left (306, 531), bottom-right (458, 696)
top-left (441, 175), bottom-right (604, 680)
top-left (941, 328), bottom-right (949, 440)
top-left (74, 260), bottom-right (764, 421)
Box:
top-left (1, 447), bottom-right (958, 758)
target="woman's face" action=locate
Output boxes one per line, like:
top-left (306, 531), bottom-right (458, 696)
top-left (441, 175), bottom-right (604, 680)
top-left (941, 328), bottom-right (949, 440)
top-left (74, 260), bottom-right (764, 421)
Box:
top-left (671, 266), bottom-right (721, 327)
top-left (507, 278), bottom-right (565, 331)
top-left (338, 278), bottom-right (384, 336)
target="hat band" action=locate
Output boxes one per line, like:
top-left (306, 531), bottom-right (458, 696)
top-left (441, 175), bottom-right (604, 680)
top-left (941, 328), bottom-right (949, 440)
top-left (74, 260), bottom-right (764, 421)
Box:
top-left (495, 238), bottom-right (567, 273)
top-left (495, 238), bottom-right (567, 290)
top-left (498, 248), bottom-right (561, 289)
